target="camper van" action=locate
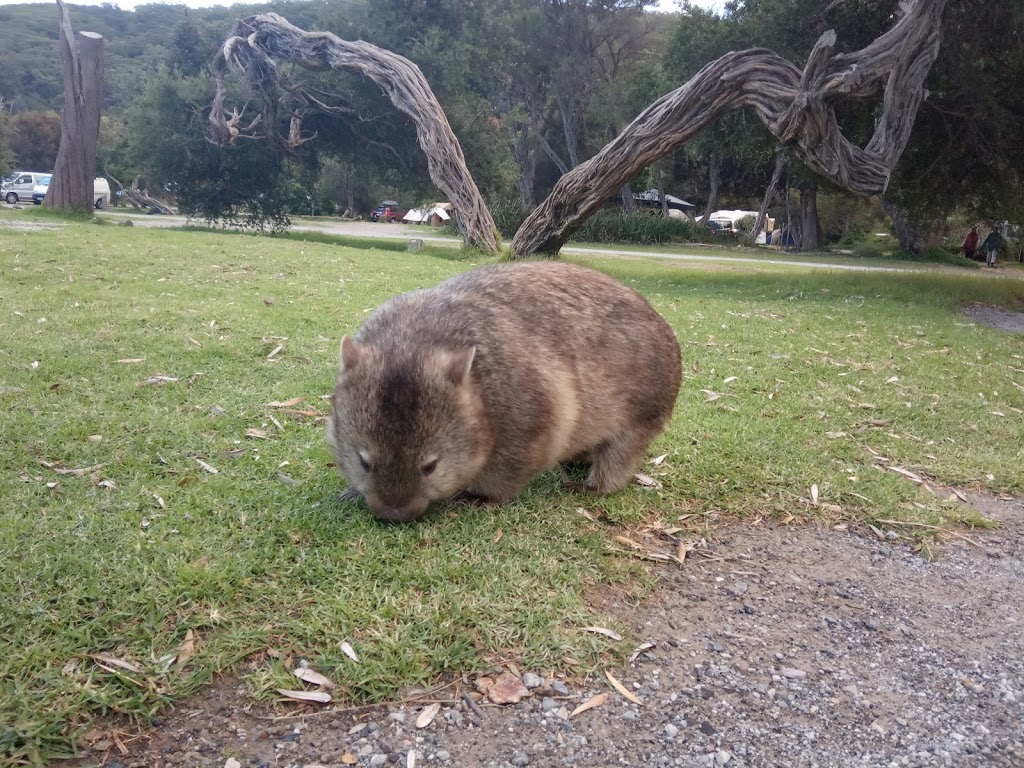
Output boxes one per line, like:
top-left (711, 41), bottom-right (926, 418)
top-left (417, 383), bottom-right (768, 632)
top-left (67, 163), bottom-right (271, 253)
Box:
top-left (27, 177), bottom-right (111, 208)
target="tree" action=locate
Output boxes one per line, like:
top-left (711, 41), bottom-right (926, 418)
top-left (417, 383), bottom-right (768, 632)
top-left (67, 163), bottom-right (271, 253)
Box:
top-left (209, 12), bottom-right (500, 251)
top-left (7, 111), bottom-right (60, 171)
top-left (46, 0), bottom-right (103, 211)
top-left (511, 0), bottom-right (948, 257)
top-left (127, 72), bottom-right (289, 230)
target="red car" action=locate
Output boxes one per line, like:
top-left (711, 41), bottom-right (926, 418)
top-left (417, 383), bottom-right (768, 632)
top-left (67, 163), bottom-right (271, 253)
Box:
top-left (371, 200), bottom-right (404, 223)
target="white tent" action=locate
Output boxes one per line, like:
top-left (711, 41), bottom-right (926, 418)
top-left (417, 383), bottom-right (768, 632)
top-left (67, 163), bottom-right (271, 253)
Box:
top-left (403, 203), bottom-right (452, 226)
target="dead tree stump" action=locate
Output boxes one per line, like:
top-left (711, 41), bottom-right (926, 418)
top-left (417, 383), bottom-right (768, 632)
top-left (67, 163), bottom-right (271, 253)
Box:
top-left (47, 0), bottom-right (103, 211)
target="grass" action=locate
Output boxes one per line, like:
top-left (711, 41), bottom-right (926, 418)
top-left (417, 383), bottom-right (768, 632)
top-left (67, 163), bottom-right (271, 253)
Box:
top-left (1, 214), bottom-right (1023, 764)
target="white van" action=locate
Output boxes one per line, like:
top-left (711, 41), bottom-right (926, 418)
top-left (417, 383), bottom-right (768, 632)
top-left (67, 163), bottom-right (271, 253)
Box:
top-left (2, 171), bottom-right (50, 204)
top-left (27, 176), bottom-right (112, 208)
top-left (93, 177), bottom-right (111, 209)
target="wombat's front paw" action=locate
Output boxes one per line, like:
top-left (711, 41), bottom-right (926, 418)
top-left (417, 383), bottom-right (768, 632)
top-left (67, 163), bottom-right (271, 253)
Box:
top-left (338, 486), bottom-right (363, 503)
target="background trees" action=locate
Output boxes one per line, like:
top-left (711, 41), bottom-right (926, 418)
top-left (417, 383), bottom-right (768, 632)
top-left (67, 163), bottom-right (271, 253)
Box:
top-left (1, 0), bottom-right (1019, 254)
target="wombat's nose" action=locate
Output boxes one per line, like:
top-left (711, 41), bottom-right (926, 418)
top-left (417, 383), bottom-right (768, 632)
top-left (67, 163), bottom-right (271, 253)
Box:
top-left (371, 500), bottom-right (429, 524)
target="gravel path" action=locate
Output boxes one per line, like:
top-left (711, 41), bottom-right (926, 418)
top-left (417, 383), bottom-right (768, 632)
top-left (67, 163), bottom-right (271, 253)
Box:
top-left (66, 492), bottom-right (1024, 768)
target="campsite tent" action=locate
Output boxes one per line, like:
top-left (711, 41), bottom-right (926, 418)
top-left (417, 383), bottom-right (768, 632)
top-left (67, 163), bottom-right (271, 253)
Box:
top-left (403, 202), bottom-right (453, 227)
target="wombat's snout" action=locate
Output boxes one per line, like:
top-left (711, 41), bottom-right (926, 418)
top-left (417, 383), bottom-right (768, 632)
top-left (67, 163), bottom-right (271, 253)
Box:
top-left (367, 496), bottom-right (430, 524)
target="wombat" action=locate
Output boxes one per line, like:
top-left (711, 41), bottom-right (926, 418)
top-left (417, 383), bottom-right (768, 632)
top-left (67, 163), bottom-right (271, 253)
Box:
top-left (327, 261), bottom-right (682, 522)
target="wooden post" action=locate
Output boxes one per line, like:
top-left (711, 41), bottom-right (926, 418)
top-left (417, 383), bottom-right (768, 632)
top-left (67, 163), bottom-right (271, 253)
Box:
top-left (47, 0), bottom-right (103, 211)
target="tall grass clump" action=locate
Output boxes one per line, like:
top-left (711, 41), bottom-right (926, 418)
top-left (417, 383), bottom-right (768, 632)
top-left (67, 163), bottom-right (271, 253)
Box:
top-left (572, 210), bottom-right (708, 246)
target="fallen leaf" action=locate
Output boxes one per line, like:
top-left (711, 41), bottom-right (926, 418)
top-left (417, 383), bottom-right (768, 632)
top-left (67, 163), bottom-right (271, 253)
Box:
top-left (583, 626), bottom-right (623, 642)
top-left (562, 656), bottom-right (581, 666)
top-left (493, 529), bottom-right (503, 543)
top-left (628, 642), bottom-right (656, 663)
top-left (293, 667), bottom-right (335, 689)
top-left (810, 484), bottom-right (819, 505)
top-left (340, 641), bottom-right (359, 663)
top-left (605, 669), bottom-right (643, 705)
top-left (87, 435), bottom-right (103, 443)
top-left (154, 495), bottom-right (165, 509)
top-left (114, 358), bottom-right (145, 364)
top-left (649, 453), bottom-right (669, 466)
top-left (268, 397), bottom-right (305, 407)
top-left (633, 473), bottom-right (662, 489)
top-left (177, 629), bottom-right (196, 666)
top-left (195, 458), bottom-right (218, 475)
top-left (826, 431), bottom-right (847, 439)
top-left (700, 389), bottom-right (722, 402)
top-left (723, 376), bottom-right (738, 384)
top-left (613, 535), bottom-right (645, 551)
top-left (341, 755), bottom-right (357, 765)
top-left (276, 471), bottom-right (299, 485)
top-left (415, 702), bottom-right (441, 728)
top-left (275, 688), bottom-right (332, 704)
top-left (223, 448), bottom-right (247, 459)
top-left (407, 751), bottom-right (416, 768)
top-left (952, 488), bottom-right (967, 502)
top-left (186, 336), bottom-right (202, 347)
top-left (267, 345), bottom-right (284, 360)
top-left (487, 671), bottom-right (530, 704)
top-left (569, 692), bottom-right (609, 718)
top-left (87, 653), bottom-right (142, 675)
top-left (869, 418), bottom-right (893, 427)
top-left (887, 465), bottom-right (923, 484)
top-left (137, 374), bottom-right (178, 387)
top-left (245, 428), bottom-right (269, 440)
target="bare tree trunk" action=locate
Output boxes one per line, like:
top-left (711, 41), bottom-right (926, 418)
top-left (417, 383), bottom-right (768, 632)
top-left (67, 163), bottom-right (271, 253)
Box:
top-left (754, 151), bottom-right (788, 241)
top-left (512, 0), bottom-right (947, 257)
top-left (209, 13), bottom-right (499, 253)
top-left (655, 161), bottom-right (668, 218)
top-left (699, 151), bottom-right (721, 225)
top-left (882, 198), bottom-right (922, 254)
top-left (799, 183), bottom-right (821, 251)
top-left (47, 0), bottom-right (103, 211)
top-left (512, 122), bottom-right (537, 211)
top-left (558, 93), bottom-right (582, 169)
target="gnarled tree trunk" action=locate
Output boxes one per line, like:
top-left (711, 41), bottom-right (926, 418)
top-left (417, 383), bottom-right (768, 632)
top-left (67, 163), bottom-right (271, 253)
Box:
top-left (699, 150), bottom-right (721, 226)
top-left (754, 151), bottom-right (788, 242)
top-left (209, 13), bottom-right (499, 253)
top-left (511, 0), bottom-right (947, 257)
top-left (798, 182), bottom-right (822, 252)
top-left (47, 0), bottom-right (103, 212)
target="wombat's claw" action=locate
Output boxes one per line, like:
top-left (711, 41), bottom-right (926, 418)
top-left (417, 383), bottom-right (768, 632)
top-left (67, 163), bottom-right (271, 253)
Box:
top-left (338, 486), bottom-right (363, 503)
top-left (560, 476), bottom-right (597, 494)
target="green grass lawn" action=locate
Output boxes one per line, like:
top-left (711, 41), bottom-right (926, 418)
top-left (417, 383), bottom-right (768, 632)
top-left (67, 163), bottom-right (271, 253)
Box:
top-left (1, 217), bottom-right (1023, 764)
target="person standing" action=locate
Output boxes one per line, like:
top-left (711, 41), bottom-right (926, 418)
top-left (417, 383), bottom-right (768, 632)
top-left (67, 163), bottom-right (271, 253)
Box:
top-left (961, 225), bottom-right (979, 260)
top-left (981, 225), bottom-right (1003, 267)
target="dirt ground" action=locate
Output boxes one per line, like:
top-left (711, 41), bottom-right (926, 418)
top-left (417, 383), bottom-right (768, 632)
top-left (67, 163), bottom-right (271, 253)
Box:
top-left (63, 491), bottom-right (1024, 768)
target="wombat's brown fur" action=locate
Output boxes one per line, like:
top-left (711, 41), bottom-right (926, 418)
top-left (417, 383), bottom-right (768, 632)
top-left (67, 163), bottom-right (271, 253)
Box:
top-left (327, 262), bottom-right (681, 522)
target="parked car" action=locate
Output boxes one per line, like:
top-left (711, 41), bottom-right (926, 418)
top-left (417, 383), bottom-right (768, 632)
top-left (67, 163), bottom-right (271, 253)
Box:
top-left (2, 171), bottom-right (51, 204)
top-left (370, 200), bottom-right (404, 223)
top-left (705, 219), bottom-right (736, 236)
top-left (30, 176), bottom-right (111, 208)
top-left (31, 175), bottom-right (52, 204)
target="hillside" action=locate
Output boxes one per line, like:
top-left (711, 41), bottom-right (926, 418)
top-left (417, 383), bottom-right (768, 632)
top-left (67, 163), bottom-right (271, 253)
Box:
top-left (0, 1), bottom-right (349, 113)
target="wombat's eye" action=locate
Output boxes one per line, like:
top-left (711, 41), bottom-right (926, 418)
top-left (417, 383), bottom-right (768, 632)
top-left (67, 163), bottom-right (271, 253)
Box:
top-left (422, 458), bottom-right (438, 476)
top-left (357, 451), bottom-right (372, 472)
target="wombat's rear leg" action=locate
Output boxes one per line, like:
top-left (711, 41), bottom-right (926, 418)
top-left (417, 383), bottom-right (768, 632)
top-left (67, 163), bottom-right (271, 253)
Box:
top-left (564, 428), bottom-right (661, 495)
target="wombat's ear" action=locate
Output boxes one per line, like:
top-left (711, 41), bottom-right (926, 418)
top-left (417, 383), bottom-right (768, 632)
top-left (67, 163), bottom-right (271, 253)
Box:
top-left (339, 336), bottom-right (363, 373)
top-left (445, 346), bottom-right (476, 386)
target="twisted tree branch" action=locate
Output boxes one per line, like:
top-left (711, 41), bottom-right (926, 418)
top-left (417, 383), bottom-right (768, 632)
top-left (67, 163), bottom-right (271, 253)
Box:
top-left (511, 0), bottom-right (947, 257)
top-left (209, 13), bottom-right (499, 253)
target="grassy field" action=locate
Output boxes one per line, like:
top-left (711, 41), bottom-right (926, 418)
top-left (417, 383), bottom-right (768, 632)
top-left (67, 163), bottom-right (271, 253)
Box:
top-left (1, 216), bottom-right (1023, 764)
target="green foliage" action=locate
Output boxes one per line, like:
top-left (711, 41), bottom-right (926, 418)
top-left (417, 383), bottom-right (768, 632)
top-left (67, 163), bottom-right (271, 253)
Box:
top-left (125, 72), bottom-right (290, 231)
top-left (0, 110), bottom-right (14, 177)
top-left (7, 111), bottom-right (60, 172)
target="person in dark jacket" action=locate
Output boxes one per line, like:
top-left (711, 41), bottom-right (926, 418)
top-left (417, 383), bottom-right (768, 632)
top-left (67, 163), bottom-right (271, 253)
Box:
top-left (981, 226), bottom-right (1003, 267)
